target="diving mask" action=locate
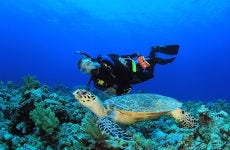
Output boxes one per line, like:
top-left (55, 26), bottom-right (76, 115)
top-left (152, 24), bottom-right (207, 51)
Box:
top-left (79, 57), bottom-right (100, 74)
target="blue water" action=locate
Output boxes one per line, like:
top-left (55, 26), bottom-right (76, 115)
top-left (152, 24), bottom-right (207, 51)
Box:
top-left (0, 0), bottom-right (230, 101)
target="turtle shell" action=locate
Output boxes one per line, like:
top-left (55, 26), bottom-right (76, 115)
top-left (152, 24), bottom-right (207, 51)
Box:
top-left (103, 93), bottom-right (182, 112)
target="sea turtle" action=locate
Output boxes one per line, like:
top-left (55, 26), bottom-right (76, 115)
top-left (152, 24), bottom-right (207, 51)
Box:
top-left (73, 89), bottom-right (197, 140)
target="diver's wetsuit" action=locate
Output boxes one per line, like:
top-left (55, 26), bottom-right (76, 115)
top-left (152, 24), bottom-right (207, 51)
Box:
top-left (90, 54), bottom-right (155, 95)
top-left (87, 45), bottom-right (179, 95)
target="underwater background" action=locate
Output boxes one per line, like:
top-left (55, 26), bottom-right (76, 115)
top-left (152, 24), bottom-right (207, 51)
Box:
top-left (0, 0), bottom-right (230, 150)
top-left (0, 0), bottom-right (230, 101)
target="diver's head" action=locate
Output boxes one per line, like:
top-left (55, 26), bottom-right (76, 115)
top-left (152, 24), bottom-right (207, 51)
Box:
top-left (78, 57), bottom-right (100, 74)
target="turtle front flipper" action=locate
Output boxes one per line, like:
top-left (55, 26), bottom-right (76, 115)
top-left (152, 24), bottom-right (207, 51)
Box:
top-left (97, 116), bottom-right (132, 140)
top-left (170, 108), bottom-right (197, 128)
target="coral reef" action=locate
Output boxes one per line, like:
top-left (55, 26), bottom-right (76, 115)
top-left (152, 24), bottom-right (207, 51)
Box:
top-left (178, 104), bottom-right (230, 150)
top-left (206, 99), bottom-right (230, 114)
top-left (0, 79), bottom-right (229, 149)
top-left (30, 102), bottom-right (59, 134)
top-left (19, 75), bottom-right (40, 98)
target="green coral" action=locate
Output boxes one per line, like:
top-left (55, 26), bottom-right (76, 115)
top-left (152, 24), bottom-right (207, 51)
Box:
top-left (81, 112), bottom-right (112, 149)
top-left (30, 102), bottom-right (59, 134)
top-left (20, 75), bottom-right (40, 93)
top-left (81, 112), bottom-right (105, 141)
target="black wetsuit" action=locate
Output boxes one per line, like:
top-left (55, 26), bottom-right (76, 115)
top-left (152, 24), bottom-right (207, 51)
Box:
top-left (87, 45), bottom-right (179, 95)
top-left (90, 54), bottom-right (155, 95)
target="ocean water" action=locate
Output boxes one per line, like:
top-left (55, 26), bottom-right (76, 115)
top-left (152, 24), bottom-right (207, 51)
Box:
top-left (0, 0), bottom-right (230, 102)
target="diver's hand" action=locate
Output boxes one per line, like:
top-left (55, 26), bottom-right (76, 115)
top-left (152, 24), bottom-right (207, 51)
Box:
top-left (105, 87), bottom-right (117, 95)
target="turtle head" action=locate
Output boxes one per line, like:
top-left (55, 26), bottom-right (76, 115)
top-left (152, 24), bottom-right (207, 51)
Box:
top-left (73, 89), bottom-right (107, 116)
top-left (73, 89), bottom-right (96, 105)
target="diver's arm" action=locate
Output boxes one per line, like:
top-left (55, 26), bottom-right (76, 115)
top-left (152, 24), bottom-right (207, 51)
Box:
top-left (116, 84), bottom-right (132, 95)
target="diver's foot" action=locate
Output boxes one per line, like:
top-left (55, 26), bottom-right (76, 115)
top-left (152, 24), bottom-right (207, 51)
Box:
top-left (155, 57), bottom-right (176, 65)
top-left (151, 45), bottom-right (179, 56)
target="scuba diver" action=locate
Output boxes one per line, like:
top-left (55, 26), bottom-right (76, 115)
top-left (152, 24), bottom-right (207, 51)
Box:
top-left (76, 45), bottom-right (179, 95)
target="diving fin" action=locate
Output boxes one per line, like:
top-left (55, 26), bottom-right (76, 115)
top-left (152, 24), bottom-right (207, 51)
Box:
top-left (151, 45), bottom-right (179, 56)
top-left (154, 57), bottom-right (176, 65)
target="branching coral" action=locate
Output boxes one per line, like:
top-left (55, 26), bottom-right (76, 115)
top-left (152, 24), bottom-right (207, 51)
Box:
top-left (81, 112), bottom-right (111, 149)
top-left (30, 102), bottom-right (59, 134)
top-left (20, 75), bottom-right (40, 95)
top-left (179, 104), bottom-right (230, 149)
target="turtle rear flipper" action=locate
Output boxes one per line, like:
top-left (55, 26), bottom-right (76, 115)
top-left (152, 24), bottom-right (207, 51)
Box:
top-left (97, 116), bottom-right (132, 140)
top-left (170, 108), bottom-right (197, 128)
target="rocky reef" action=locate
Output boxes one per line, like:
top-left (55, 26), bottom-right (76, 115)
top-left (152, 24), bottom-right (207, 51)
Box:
top-left (0, 76), bottom-right (229, 150)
